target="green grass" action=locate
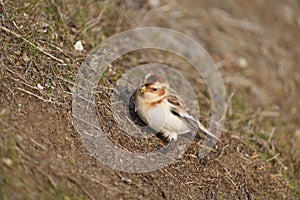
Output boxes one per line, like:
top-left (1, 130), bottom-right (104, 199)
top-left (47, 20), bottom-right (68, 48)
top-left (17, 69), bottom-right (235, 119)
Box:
top-left (23, 41), bottom-right (40, 60)
top-left (218, 193), bottom-right (225, 200)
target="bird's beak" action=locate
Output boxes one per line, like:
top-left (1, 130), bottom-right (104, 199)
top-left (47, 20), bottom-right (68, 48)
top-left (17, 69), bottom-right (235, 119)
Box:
top-left (140, 86), bottom-right (147, 94)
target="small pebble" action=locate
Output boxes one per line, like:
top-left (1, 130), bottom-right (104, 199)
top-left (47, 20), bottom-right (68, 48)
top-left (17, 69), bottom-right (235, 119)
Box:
top-left (37, 83), bottom-right (44, 90)
top-left (237, 57), bottom-right (248, 68)
top-left (15, 134), bottom-right (23, 142)
top-left (2, 158), bottom-right (13, 167)
top-left (22, 53), bottom-right (30, 62)
top-left (74, 40), bottom-right (84, 51)
top-left (149, 0), bottom-right (160, 7)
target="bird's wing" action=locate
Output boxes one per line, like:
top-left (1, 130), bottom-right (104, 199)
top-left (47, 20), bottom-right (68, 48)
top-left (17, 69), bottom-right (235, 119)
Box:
top-left (166, 89), bottom-right (218, 140)
top-left (166, 90), bottom-right (199, 131)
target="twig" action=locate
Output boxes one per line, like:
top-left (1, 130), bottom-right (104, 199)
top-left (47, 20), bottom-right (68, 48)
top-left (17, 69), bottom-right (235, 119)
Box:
top-left (51, 0), bottom-right (68, 31)
top-left (162, 168), bottom-right (175, 178)
top-left (0, 25), bottom-right (65, 63)
top-left (0, 0), bottom-right (7, 18)
top-left (85, 175), bottom-right (118, 192)
top-left (198, 143), bottom-right (217, 153)
top-left (8, 75), bottom-right (48, 95)
top-left (3, 82), bottom-right (14, 96)
top-left (15, 87), bottom-right (63, 105)
top-left (212, 92), bottom-right (234, 132)
top-left (235, 153), bottom-right (252, 163)
top-left (39, 40), bottom-right (74, 62)
top-left (244, 185), bottom-right (252, 200)
top-left (268, 127), bottom-right (276, 143)
top-left (30, 138), bottom-right (47, 151)
top-left (260, 111), bottom-right (280, 117)
top-left (12, 20), bottom-right (24, 35)
top-left (231, 135), bottom-right (252, 147)
top-left (6, 75), bottom-right (64, 104)
top-left (84, 3), bottom-right (107, 32)
top-left (266, 153), bottom-right (280, 162)
top-left (214, 144), bottom-right (230, 160)
top-left (217, 161), bottom-right (238, 189)
top-left (5, 67), bottom-right (30, 84)
top-left (36, 166), bottom-right (58, 189)
top-left (226, 92), bottom-right (234, 117)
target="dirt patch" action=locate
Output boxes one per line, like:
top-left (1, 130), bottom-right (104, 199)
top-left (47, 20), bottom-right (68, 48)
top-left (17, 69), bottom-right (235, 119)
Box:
top-left (1, 0), bottom-right (299, 199)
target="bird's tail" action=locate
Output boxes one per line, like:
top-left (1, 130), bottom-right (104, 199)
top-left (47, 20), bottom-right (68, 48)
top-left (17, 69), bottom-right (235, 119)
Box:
top-left (197, 121), bottom-right (219, 140)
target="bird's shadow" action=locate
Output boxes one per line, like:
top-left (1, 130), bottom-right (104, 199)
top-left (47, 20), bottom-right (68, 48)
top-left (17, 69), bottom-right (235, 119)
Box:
top-left (128, 92), bottom-right (170, 142)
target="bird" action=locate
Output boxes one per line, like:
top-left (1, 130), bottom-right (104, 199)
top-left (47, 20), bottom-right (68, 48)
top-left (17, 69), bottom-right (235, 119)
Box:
top-left (134, 72), bottom-right (218, 141)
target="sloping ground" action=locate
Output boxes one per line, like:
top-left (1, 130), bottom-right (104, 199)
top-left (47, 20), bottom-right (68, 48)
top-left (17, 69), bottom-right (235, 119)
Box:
top-left (0, 0), bottom-right (299, 199)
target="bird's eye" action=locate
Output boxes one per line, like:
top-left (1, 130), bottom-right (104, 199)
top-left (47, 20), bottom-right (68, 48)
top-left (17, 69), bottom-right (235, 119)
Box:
top-left (152, 88), bottom-right (158, 91)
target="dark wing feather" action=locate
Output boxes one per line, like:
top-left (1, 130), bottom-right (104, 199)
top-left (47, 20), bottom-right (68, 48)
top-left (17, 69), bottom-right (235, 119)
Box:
top-left (167, 89), bottom-right (218, 140)
top-left (166, 90), bottom-right (198, 132)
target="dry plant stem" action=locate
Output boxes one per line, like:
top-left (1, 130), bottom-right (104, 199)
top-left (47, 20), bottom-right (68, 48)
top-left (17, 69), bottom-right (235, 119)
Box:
top-left (0, 0), bottom-right (7, 17)
top-left (30, 138), bottom-right (47, 151)
top-left (267, 153), bottom-right (280, 162)
top-left (268, 127), bottom-right (276, 143)
top-left (0, 25), bottom-right (65, 64)
top-left (84, 3), bottom-right (107, 32)
top-left (85, 175), bottom-right (118, 192)
top-left (15, 87), bottom-right (63, 105)
top-left (5, 67), bottom-right (31, 84)
top-left (214, 144), bottom-right (230, 160)
top-left (51, 0), bottom-right (68, 31)
top-left (216, 160), bottom-right (238, 189)
top-left (198, 144), bottom-right (217, 153)
top-left (3, 82), bottom-right (14, 95)
top-left (232, 133), bottom-right (288, 171)
top-left (39, 40), bottom-right (75, 62)
top-left (235, 153), bottom-right (252, 163)
top-left (8, 76), bottom-right (51, 98)
top-left (35, 166), bottom-right (58, 190)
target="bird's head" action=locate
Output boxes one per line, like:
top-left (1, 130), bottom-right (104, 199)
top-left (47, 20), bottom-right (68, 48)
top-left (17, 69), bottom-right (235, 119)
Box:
top-left (137, 73), bottom-right (169, 102)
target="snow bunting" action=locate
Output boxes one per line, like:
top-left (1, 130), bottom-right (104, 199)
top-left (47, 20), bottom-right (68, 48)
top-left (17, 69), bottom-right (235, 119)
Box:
top-left (134, 72), bottom-right (218, 141)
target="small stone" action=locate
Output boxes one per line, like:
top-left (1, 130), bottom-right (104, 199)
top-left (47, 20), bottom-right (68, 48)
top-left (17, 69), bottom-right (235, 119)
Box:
top-left (74, 40), bottom-right (84, 51)
top-left (15, 134), bottom-right (23, 143)
top-left (237, 57), bottom-right (248, 68)
top-left (0, 109), bottom-right (5, 116)
top-left (295, 129), bottom-right (300, 137)
top-left (2, 158), bottom-right (13, 167)
top-left (149, 0), bottom-right (160, 7)
top-left (22, 53), bottom-right (30, 62)
top-left (37, 83), bottom-right (44, 90)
